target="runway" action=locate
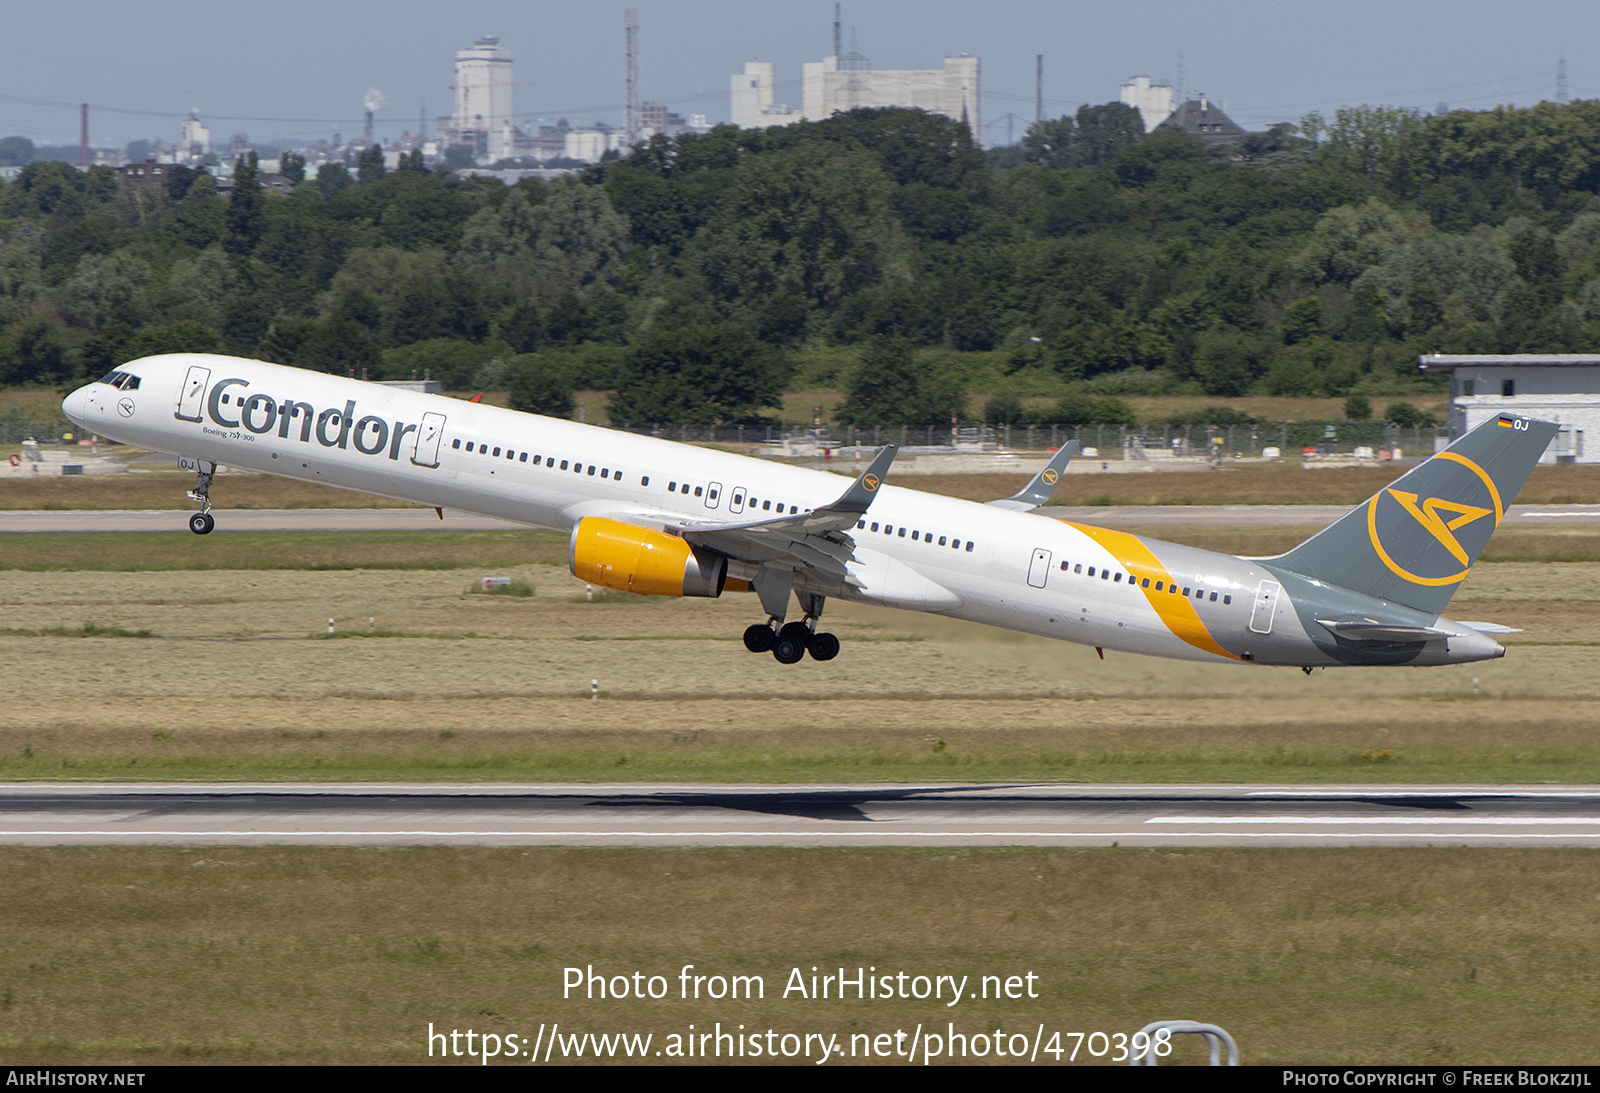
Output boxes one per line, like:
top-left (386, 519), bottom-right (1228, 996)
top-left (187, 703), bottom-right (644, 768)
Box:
top-left (5, 783), bottom-right (1600, 846)
top-left (5, 503), bottom-right (1599, 533)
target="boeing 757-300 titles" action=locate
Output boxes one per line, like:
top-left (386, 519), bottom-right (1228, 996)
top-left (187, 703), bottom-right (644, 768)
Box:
top-left (63, 354), bottom-right (1556, 669)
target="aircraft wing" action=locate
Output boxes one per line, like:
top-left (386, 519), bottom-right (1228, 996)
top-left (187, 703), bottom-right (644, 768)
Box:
top-left (645, 444), bottom-right (898, 582)
top-left (986, 442), bottom-right (1079, 511)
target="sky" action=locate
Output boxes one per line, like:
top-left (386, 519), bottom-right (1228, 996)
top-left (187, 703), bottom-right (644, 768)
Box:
top-left (3, 1), bottom-right (1597, 151)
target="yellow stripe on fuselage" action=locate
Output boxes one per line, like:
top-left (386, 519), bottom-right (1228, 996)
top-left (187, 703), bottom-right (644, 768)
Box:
top-left (1067, 523), bottom-right (1242, 662)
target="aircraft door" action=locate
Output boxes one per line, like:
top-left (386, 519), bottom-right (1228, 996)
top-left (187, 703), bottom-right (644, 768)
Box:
top-left (1249, 579), bottom-right (1282, 634)
top-left (729, 486), bottom-right (746, 514)
top-left (705, 481), bottom-right (722, 509)
top-left (175, 365), bottom-right (210, 422)
top-left (1027, 548), bottom-right (1052, 589)
top-left (412, 412), bottom-right (446, 468)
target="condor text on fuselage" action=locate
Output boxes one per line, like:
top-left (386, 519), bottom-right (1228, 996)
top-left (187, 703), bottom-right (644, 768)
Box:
top-left (64, 353), bottom-right (1555, 670)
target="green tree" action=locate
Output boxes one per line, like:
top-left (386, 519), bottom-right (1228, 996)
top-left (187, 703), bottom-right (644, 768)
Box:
top-left (505, 354), bottom-right (575, 418)
top-left (608, 324), bottom-right (785, 425)
top-left (279, 151), bottom-right (306, 183)
top-left (835, 336), bottom-right (965, 428)
top-left (1021, 117), bottom-right (1077, 169)
top-left (317, 162), bottom-right (352, 199)
top-left (1343, 394), bottom-right (1372, 420)
top-left (1070, 102), bottom-right (1144, 167)
top-left (357, 144), bottom-right (386, 184)
top-left (224, 152), bottom-right (264, 255)
top-left (122, 320), bottom-right (221, 359)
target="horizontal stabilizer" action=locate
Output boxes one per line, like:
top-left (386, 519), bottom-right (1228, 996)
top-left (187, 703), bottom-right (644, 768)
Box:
top-left (1315, 618), bottom-right (1452, 643)
top-left (1455, 621), bottom-right (1522, 635)
top-left (988, 442), bottom-right (1079, 511)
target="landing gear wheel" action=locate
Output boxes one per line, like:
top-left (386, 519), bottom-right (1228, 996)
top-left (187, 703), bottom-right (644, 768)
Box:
top-left (772, 621), bottom-right (810, 665)
top-left (806, 631), bottom-right (840, 661)
top-left (743, 623), bottom-right (776, 653)
top-left (189, 511), bottom-right (214, 535)
top-left (772, 633), bottom-right (806, 664)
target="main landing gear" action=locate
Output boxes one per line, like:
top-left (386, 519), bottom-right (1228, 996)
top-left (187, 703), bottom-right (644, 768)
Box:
top-left (742, 593), bottom-right (840, 664)
top-left (186, 460), bottom-right (216, 535)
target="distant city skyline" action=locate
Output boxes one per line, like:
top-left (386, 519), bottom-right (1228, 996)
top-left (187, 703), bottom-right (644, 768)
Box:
top-left (3, 1), bottom-right (1597, 151)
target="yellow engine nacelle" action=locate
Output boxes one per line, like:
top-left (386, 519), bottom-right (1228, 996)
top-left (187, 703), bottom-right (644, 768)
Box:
top-left (570, 516), bottom-right (729, 597)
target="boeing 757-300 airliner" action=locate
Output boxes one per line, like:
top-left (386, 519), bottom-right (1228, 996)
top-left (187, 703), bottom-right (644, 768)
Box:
top-left (63, 354), bottom-right (1556, 669)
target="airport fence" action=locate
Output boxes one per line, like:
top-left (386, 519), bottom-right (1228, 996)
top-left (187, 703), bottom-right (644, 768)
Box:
top-left (604, 421), bottom-right (1453, 458)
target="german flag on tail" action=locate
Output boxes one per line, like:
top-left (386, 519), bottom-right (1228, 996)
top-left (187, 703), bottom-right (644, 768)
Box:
top-left (1498, 416), bottom-right (1517, 427)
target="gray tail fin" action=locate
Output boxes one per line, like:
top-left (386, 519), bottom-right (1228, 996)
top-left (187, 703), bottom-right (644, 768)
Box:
top-left (1269, 414), bottom-right (1557, 614)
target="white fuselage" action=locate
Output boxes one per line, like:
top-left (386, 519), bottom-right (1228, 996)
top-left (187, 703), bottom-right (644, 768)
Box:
top-left (63, 354), bottom-right (1506, 669)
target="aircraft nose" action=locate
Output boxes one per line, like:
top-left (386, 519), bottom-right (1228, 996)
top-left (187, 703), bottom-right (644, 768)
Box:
top-left (62, 385), bottom-right (90, 425)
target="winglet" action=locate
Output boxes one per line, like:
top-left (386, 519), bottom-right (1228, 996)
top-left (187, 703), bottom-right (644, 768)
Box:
top-left (987, 441), bottom-right (1079, 511)
top-left (827, 443), bottom-right (899, 515)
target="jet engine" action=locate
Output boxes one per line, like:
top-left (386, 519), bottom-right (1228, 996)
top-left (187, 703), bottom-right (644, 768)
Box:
top-left (569, 516), bottom-right (729, 597)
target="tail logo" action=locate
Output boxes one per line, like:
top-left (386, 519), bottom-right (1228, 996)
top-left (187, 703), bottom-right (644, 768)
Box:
top-left (1364, 452), bottom-right (1504, 587)
top-left (862, 473), bottom-right (881, 492)
top-left (1042, 468), bottom-right (1060, 485)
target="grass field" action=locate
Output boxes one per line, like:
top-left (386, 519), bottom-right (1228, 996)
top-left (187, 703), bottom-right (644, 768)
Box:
top-left (6, 460), bottom-right (1600, 510)
top-left (0, 846), bottom-right (1595, 1065)
top-left (0, 558), bottom-right (1595, 783)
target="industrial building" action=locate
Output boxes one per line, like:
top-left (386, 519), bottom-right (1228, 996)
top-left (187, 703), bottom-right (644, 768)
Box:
top-left (444, 35), bottom-right (516, 161)
top-left (1119, 76), bottom-right (1174, 133)
top-left (1419, 353), bottom-right (1600, 463)
top-left (731, 53), bottom-right (980, 140)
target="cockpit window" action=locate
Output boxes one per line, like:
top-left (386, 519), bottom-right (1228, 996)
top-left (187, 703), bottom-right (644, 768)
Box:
top-left (98, 371), bottom-right (141, 391)
top-left (100, 371), bottom-right (122, 386)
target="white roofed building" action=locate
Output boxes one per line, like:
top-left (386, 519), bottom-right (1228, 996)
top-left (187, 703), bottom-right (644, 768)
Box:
top-left (1419, 353), bottom-right (1600, 463)
top-left (1119, 76), bottom-right (1174, 133)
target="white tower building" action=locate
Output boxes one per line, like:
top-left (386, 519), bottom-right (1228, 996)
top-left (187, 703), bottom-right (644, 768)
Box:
top-left (1119, 76), bottom-right (1174, 133)
top-left (452, 35), bottom-right (514, 159)
top-left (797, 55), bottom-right (980, 141)
top-left (180, 112), bottom-right (211, 158)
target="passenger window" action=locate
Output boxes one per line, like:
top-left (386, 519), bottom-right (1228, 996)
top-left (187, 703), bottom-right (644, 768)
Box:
top-left (1141, 578), bottom-right (1150, 588)
top-left (912, 531), bottom-right (920, 541)
top-left (1155, 581), bottom-right (1163, 591)
top-left (694, 486), bottom-right (702, 496)
top-left (952, 540), bottom-right (961, 549)
top-left (575, 464), bottom-right (583, 473)
top-left (1087, 567), bottom-right (1096, 577)
top-left (520, 453), bottom-right (528, 462)
top-left (858, 520), bottom-right (866, 529)
top-left (709, 490), bottom-right (718, 501)
top-left (939, 536), bottom-right (947, 546)
top-left (1209, 591), bottom-right (1218, 601)
top-left (1074, 564), bottom-right (1082, 574)
top-left (791, 505), bottom-right (798, 514)
top-left (452, 439), bottom-right (461, 449)
top-left (1059, 561), bottom-right (1068, 571)
top-left (669, 482), bottom-right (677, 491)
top-left (884, 525), bottom-right (892, 534)
top-left (1102, 571), bottom-right (1110, 580)
top-left (870, 522), bottom-right (879, 532)
top-left (588, 466), bottom-right (596, 476)
top-left (1182, 587), bottom-right (1190, 596)
top-left (763, 501), bottom-right (771, 510)
top-left (465, 442), bottom-right (474, 452)
top-left (965, 542), bottom-right (974, 552)
top-left (560, 460), bottom-right (569, 470)
top-left (533, 455), bottom-right (541, 465)
top-left (1114, 573), bottom-right (1122, 582)
top-left (493, 447), bottom-right (501, 457)
top-left (641, 476), bottom-right (649, 486)
top-left (898, 527), bottom-right (907, 537)
top-left (1224, 595), bottom-right (1232, 605)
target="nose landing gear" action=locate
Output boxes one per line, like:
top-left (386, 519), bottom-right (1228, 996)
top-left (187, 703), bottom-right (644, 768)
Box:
top-left (185, 460), bottom-right (216, 534)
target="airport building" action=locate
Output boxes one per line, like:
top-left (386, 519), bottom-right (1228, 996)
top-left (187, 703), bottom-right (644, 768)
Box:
top-left (731, 54), bottom-right (980, 140)
top-left (1419, 353), bottom-right (1600, 463)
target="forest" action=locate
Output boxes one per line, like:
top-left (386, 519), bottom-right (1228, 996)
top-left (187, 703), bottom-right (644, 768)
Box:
top-left (4, 98), bottom-right (1600, 429)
